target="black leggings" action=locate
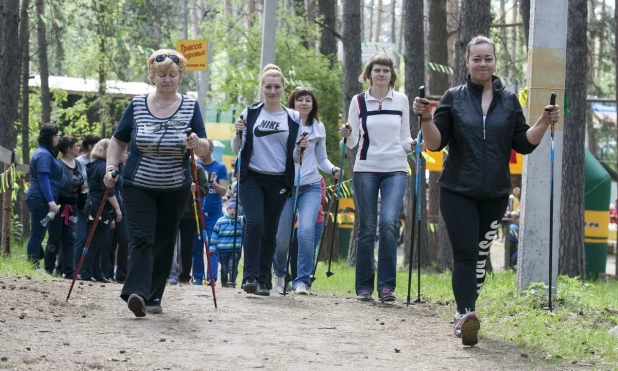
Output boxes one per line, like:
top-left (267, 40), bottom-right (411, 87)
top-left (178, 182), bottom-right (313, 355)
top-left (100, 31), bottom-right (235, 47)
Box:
top-left (440, 187), bottom-right (508, 313)
top-left (239, 170), bottom-right (289, 287)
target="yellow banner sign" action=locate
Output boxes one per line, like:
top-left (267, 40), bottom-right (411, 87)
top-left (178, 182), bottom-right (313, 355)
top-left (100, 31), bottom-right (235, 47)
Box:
top-left (176, 40), bottom-right (208, 71)
top-left (585, 210), bottom-right (609, 240)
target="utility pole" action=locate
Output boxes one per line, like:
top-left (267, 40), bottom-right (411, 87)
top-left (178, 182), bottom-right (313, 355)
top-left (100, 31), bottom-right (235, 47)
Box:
top-left (258, 0), bottom-right (277, 101)
top-left (517, 0), bottom-right (568, 293)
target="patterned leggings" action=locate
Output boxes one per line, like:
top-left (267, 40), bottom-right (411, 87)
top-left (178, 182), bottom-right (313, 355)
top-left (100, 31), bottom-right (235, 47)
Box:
top-left (440, 187), bottom-right (509, 314)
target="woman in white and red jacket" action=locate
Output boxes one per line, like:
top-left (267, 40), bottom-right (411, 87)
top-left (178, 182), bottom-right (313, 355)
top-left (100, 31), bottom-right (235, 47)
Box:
top-left (340, 53), bottom-right (418, 304)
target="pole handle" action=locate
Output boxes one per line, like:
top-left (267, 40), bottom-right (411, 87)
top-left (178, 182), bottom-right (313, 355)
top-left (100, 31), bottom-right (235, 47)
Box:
top-left (549, 92), bottom-right (556, 106)
top-left (237, 115), bottom-right (244, 137)
top-left (419, 85), bottom-right (425, 99)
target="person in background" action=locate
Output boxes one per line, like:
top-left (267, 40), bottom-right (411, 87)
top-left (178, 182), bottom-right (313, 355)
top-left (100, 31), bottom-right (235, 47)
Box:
top-left (509, 216), bottom-right (520, 269)
top-left (193, 139), bottom-right (228, 285)
top-left (44, 136), bottom-right (84, 278)
top-left (209, 198), bottom-right (243, 287)
top-left (25, 124), bottom-right (62, 268)
top-left (169, 164), bottom-right (208, 286)
top-left (103, 150), bottom-right (129, 282)
top-left (80, 139), bottom-right (122, 283)
top-left (74, 134), bottom-right (101, 269)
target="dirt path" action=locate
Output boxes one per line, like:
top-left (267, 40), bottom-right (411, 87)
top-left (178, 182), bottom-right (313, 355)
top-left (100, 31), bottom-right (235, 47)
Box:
top-left (0, 275), bottom-right (554, 371)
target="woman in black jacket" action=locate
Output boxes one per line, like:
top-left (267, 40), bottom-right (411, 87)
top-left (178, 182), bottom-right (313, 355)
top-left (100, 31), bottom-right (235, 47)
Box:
top-left (413, 35), bottom-right (560, 346)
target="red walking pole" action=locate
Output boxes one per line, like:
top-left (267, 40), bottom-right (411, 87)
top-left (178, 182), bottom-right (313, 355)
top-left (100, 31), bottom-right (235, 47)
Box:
top-left (66, 170), bottom-right (117, 302)
top-left (187, 131), bottom-right (217, 309)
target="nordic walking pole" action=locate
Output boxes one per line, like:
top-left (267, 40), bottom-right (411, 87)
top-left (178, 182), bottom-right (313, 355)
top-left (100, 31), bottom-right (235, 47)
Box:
top-left (231, 115), bottom-right (243, 287)
top-left (310, 187), bottom-right (335, 282)
top-left (405, 86), bottom-right (425, 306)
top-left (282, 132), bottom-right (308, 295)
top-left (67, 170), bottom-right (117, 302)
top-left (543, 92), bottom-right (557, 312)
top-left (326, 135), bottom-right (348, 278)
top-left (187, 130), bottom-right (217, 309)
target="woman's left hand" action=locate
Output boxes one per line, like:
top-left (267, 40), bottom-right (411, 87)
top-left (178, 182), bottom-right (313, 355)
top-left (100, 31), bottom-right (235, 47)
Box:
top-left (186, 133), bottom-right (200, 149)
top-left (543, 104), bottom-right (560, 125)
top-left (412, 139), bottom-right (426, 152)
top-left (332, 167), bottom-right (340, 179)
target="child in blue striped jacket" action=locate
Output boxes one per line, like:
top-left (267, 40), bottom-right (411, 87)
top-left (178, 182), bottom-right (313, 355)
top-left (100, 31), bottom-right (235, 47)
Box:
top-left (210, 198), bottom-right (243, 287)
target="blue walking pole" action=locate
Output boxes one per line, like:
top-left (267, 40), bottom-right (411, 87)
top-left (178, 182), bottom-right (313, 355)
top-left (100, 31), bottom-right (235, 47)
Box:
top-left (231, 115), bottom-right (244, 287)
top-left (282, 132), bottom-right (309, 295)
top-left (542, 92), bottom-right (557, 312)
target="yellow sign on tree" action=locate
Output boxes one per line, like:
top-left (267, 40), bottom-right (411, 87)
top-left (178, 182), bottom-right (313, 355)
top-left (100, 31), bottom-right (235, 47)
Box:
top-left (176, 40), bottom-right (208, 71)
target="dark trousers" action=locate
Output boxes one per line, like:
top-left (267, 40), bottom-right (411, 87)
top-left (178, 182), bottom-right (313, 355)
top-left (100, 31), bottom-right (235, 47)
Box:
top-left (120, 185), bottom-right (190, 305)
top-left (44, 203), bottom-right (76, 276)
top-left (440, 187), bottom-right (509, 313)
top-left (80, 220), bottom-right (111, 280)
top-left (179, 218), bottom-right (197, 282)
top-left (25, 196), bottom-right (51, 264)
top-left (219, 250), bottom-right (241, 284)
top-left (239, 171), bottom-right (289, 288)
top-left (101, 216), bottom-right (129, 281)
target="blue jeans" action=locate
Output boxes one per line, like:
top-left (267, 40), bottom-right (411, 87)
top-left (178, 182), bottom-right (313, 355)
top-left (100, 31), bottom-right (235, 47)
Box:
top-left (219, 250), bottom-right (241, 284)
top-left (289, 221), bottom-right (324, 281)
top-left (192, 211), bottom-right (221, 281)
top-left (273, 182), bottom-right (322, 288)
top-left (353, 172), bottom-right (407, 295)
top-left (26, 196), bottom-right (51, 264)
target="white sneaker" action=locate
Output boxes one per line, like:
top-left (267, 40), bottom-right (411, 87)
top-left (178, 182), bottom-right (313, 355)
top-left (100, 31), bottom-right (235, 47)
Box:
top-left (295, 284), bottom-right (309, 295)
top-left (274, 276), bottom-right (285, 294)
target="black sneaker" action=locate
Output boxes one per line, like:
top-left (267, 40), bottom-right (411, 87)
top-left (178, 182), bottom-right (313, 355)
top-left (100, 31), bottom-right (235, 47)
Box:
top-left (127, 294), bottom-right (147, 318)
top-left (378, 288), bottom-right (396, 302)
top-left (243, 277), bottom-right (257, 294)
top-left (357, 290), bottom-right (372, 302)
top-left (255, 282), bottom-right (270, 296)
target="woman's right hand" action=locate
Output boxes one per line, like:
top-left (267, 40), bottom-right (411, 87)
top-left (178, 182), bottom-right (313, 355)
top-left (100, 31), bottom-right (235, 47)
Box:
top-left (48, 201), bottom-right (59, 214)
top-left (339, 123), bottom-right (351, 138)
top-left (412, 97), bottom-right (431, 120)
top-left (234, 118), bottom-right (246, 134)
top-left (114, 207), bottom-right (123, 222)
top-left (103, 169), bottom-right (118, 188)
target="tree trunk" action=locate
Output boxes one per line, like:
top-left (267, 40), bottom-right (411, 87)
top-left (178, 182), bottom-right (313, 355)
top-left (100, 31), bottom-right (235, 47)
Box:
top-left (585, 0), bottom-right (596, 156)
top-left (615, 0), bottom-right (618, 177)
top-left (446, 0), bottom-right (458, 68)
top-left (150, 0), bottom-right (161, 49)
top-left (317, 0), bottom-right (337, 65)
top-left (426, 0), bottom-right (449, 265)
top-left (19, 0), bottom-right (31, 242)
top-left (510, 0), bottom-right (518, 79)
top-left (368, 0), bottom-right (374, 41)
top-left (36, 0), bottom-right (51, 124)
top-left (96, 0), bottom-right (107, 138)
top-left (519, 0), bottom-right (530, 48)
top-left (453, 0), bottom-right (491, 86)
top-left (559, 0), bottom-right (587, 278)
top-left (342, 0), bottom-right (362, 266)
top-left (390, 0), bottom-right (396, 44)
top-left (596, 0), bottom-right (605, 78)
top-left (403, 0), bottom-right (429, 269)
top-left (0, 0), bottom-right (21, 255)
top-left (397, 0), bottom-right (403, 54)
top-left (182, 0), bottom-right (189, 39)
top-left (51, 3), bottom-right (64, 74)
top-left (374, 0), bottom-right (382, 42)
top-left (499, 0), bottom-right (508, 75)
top-left (245, 0), bottom-right (255, 29)
top-left (293, 0), bottom-right (308, 48)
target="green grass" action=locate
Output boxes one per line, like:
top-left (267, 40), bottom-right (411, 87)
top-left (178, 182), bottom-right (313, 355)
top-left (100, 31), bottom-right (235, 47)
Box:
top-left (0, 241), bottom-right (48, 279)
top-left (311, 260), bottom-right (618, 369)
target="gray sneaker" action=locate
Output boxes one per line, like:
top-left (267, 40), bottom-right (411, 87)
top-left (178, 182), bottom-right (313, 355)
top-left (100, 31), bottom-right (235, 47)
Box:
top-left (146, 304), bottom-right (163, 314)
top-left (294, 284), bottom-right (309, 295)
top-left (454, 311), bottom-right (480, 346)
top-left (127, 294), bottom-right (147, 318)
top-left (274, 275), bottom-right (285, 294)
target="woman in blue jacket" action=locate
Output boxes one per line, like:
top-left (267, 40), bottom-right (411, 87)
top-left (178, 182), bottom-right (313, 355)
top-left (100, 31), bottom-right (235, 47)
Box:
top-left (26, 124), bottom-right (62, 266)
top-left (413, 35), bottom-right (560, 346)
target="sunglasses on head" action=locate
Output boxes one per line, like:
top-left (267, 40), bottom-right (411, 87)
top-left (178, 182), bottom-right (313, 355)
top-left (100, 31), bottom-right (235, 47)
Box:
top-left (155, 54), bottom-right (180, 64)
top-left (294, 86), bottom-right (314, 93)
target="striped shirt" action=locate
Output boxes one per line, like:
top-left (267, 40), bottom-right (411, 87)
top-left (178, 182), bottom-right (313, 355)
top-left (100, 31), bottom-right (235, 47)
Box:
top-left (210, 215), bottom-right (243, 252)
top-left (113, 94), bottom-right (206, 191)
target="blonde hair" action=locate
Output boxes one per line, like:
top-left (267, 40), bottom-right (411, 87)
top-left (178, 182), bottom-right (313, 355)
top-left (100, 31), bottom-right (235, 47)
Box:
top-left (147, 49), bottom-right (187, 84)
top-left (261, 64), bottom-right (285, 86)
top-left (358, 53), bottom-right (397, 88)
top-left (90, 138), bottom-right (110, 161)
